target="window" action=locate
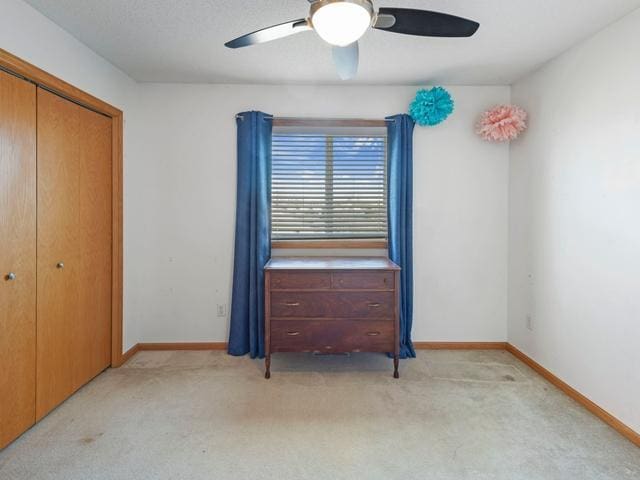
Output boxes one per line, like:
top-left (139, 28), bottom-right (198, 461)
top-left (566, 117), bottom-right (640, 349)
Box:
top-left (271, 126), bottom-right (387, 243)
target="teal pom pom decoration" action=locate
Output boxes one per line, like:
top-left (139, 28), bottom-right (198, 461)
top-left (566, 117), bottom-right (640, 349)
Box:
top-left (409, 87), bottom-right (454, 126)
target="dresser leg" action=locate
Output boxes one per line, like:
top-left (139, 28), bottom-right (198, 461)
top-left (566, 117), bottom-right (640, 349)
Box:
top-left (393, 355), bottom-right (400, 379)
top-left (265, 355), bottom-right (271, 379)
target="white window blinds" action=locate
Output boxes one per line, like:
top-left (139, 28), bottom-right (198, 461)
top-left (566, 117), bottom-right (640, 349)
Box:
top-left (271, 131), bottom-right (388, 240)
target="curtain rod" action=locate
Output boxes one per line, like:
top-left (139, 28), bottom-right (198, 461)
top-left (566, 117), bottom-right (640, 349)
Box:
top-left (235, 115), bottom-right (394, 125)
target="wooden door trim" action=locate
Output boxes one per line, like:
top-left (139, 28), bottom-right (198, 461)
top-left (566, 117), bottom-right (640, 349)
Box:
top-left (0, 48), bottom-right (124, 367)
top-left (110, 115), bottom-right (124, 367)
top-left (0, 49), bottom-right (121, 117)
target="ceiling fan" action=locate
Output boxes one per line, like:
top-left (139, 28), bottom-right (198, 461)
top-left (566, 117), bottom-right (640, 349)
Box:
top-left (224, 0), bottom-right (480, 80)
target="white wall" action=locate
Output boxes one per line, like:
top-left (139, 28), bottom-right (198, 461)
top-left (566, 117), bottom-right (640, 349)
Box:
top-left (509, 9), bottom-right (640, 433)
top-left (0, 0), bottom-right (134, 108)
top-left (133, 84), bottom-right (510, 344)
top-left (0, 0), bottom-right (144, 350)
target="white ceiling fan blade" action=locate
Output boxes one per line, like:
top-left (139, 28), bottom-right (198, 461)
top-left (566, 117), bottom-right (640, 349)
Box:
top-left (225, 19), bottom-right (311, 48)
top-left (332, 42), bottom-right (359, 80)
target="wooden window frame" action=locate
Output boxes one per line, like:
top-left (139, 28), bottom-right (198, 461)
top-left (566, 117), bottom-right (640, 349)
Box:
top-left (271, 117), bottom-right (389, 250)
top-left (272, 118), bottom-right (387, 128)
top-left (0, 48), bottom-right (125, 367)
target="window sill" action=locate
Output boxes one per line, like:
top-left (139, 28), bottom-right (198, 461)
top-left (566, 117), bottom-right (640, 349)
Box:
top-left (272, 240), bottom-right (388, 249)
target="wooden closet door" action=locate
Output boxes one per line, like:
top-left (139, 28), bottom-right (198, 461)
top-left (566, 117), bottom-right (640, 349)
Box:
top-left (0, 71), bottom-right (37, 449)
top-left (36, 88), bottom-right (81, 419)
top-left (74, 102), bottom-right (112, 389)
top-left (36, 88), bottom-right (112, 420)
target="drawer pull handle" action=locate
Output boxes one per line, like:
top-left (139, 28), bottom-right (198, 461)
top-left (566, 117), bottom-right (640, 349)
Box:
top-left (283, 302), bottom-right (300, 307)
top-left (368, 303), bottom-right (381, 308)
top-left (366, 331), bottom-right (381, 336)
top-left (286, 331), bottom-right (301, 336)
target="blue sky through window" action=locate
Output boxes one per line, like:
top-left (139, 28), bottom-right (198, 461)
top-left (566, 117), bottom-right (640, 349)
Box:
top-left (272, 134), bottom-right (387, 240)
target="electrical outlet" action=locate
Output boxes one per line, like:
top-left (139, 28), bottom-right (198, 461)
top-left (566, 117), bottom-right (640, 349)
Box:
top-left (526, 314), bottom-right (533, 331)
top-left (216, 304), bottom-right (227, 317)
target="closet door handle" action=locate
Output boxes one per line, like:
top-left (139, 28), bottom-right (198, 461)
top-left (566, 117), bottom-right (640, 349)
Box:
top-left (6, 272), bottom-right (16, 281)
top-left (56, 262), bottom-right (65, 269)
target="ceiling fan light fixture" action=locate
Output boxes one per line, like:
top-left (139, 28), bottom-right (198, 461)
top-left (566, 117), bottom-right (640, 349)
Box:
top-left (310, 0), bottom-right (373, 47)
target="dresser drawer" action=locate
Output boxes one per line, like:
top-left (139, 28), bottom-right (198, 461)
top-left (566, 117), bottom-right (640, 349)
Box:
top-left (270, 272), bottom-right (331, 290)
top-left (271, 320), bottom-right (394, 353)
top-left (271, 291), bottom-right (395, 318)
top-left (332, 271), bottom-right (394, 290)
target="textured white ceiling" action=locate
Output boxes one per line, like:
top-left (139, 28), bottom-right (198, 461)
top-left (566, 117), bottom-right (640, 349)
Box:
top-left (23, 0), bottom-right (640, 85)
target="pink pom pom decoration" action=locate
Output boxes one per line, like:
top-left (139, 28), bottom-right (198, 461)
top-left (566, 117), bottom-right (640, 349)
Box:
top-left (476, 105), bottom-right (528, 142)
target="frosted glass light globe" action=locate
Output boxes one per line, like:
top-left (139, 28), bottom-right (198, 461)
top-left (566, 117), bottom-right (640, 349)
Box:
top-left (311, 0), bottom-right (373, 47)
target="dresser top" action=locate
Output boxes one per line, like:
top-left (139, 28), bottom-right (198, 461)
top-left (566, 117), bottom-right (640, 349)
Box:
top-left (265, 257), bottom-right (400, 271)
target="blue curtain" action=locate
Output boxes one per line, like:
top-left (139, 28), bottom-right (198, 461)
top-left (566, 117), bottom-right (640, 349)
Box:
top-left (228, 111), bottom-right (272, 358)
top-left (386, 114), bottom-right (416, 358)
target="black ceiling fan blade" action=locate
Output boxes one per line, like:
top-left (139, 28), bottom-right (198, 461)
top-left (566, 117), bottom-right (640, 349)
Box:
top-left (225, 19), bottom-right (311, 48)
top-left (374, 8), bottom-right (480, 38)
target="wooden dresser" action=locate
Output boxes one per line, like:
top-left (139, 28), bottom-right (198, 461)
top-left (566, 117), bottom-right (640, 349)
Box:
top-left (264, 257), bottom-right (401, 379)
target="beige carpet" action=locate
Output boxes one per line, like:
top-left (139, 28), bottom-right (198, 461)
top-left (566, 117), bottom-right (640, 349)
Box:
top-left (0, 350), bottom-right (638, 480)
